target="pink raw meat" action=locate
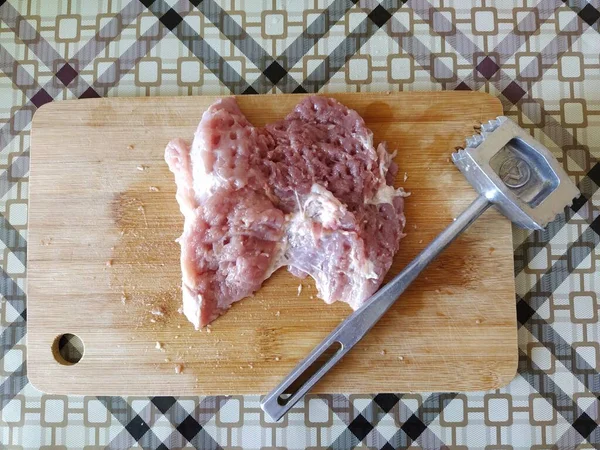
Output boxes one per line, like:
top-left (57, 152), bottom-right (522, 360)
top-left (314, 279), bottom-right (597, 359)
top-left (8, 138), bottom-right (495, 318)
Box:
top-left (165, 96), bottom-right (407, 329)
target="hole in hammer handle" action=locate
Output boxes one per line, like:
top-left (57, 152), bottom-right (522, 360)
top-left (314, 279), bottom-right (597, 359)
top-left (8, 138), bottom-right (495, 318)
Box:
top-left (262, 341), bottom-right (344, 419)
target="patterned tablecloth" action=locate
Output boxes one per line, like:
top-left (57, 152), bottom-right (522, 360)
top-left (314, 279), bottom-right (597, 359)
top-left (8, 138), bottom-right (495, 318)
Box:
top-left (1, 0), bottom-right (600, 448)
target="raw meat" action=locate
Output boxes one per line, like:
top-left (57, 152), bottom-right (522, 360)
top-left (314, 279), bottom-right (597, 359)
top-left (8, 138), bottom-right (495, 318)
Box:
top-left (165, 96), bottom-right (407, 329)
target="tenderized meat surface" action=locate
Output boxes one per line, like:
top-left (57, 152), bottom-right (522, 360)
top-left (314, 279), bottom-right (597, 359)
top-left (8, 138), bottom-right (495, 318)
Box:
top-left (165, 96), bottom-right (407, 329)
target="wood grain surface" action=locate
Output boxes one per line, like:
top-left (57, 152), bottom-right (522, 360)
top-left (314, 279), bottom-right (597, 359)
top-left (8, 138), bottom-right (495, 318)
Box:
top-left (27, 91), bottom-right (517, 396)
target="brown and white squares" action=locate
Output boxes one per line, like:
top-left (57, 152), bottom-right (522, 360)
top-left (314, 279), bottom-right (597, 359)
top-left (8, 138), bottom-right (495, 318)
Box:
top-left (431, 53), bottom-right (457, 82)
top-left (471, 7), bottom-right (498, 35)
top-left (216, 396), bottom-right (243, 427)
top-left (1, 394), bottom-right (25, 426)
top-left (223, 56), bottom-right (245, 83)
top-left (5, 247), bottom-right (24, 275)
top-left (393, 395), bottom-right (422, 425)
top-left (135, 57), bottom-right (162, 87)
top-left (559, 53), bottom-right (585, 82)
top-left (303, 10), bottom-right (327, 38)
top-left (41, 395), bottom-right (69, 427)
top-left (529, 393), bottom-right (557, 426)
top-left (516, 52), bottom-right (542, 81)
top-left (573, 342), bottom-right (599, 372)
top-left (137, 12), bottom-right (161, 39)
top-left (346, 9), bottom-right (368, 36)
top-left (16, 15), bottom-right (41, 43)
top-left (561, 99), bottom-right (588, 127)
top-left (475, 52), bottom-right (500, 81)
top-left (523, 243), bottom-right (551, 274)
top-left (303, 55), bottom-right (327, 80)
top-left (55, 14), bottom-right (81, 43)
top-left (574, 392), bottom-right (600, 420)
top-left (84, 398), bottom-right (112, 427)
top-left (389, 9), bottom-right (412, 37)
top-left (178, 57), bottom-right (204, 86)
top-left (555, 8), bottom-right (583, 35)
top-left (514, 7), bottom-right (540, 35)
top-left (387, 54), bottom-right (414, 83)
top-left (306, 397), bottom-right (333, 426)
top-left (345, 55), bottom-right (371, 84)
top-left (517, 99), bottom-right (545, 128)
top-left (565, 146), bottom-right (592, 174)
top-left (528, 343), bottom-right (556, 374)
top-left (261, 10), bottom-right (287, 39)
top-left (96, 13), bottom-right (122, 42)
top-left (94, 57), bottom-right (120, 87)
top-left (569, 292), bottom-right (598, 323)
top-left (440, 395), bottom-right (467, 427)
top-left (6, 200), bottom-right (26, 226)
top-left (430, 8), bottom-right (455, 36)
top-left (484, 394), bottom-right (512, 426)
top-left (567, 242), bottom-right (595, 272)
top-left (52, 59), bottom-right (79, 89)
top-left (227, 11), bottom-right (245, 34)
top-left (182, 12), bottom-right (203, 37)
top-left (15, 60), bottom-right (39, 88)
top-left (259, 402), bottom-right (289, 428)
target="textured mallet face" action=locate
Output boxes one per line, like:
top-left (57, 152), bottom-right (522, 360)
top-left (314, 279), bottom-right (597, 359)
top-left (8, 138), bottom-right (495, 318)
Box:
top-left (452, 117), bottom-right (580, 230)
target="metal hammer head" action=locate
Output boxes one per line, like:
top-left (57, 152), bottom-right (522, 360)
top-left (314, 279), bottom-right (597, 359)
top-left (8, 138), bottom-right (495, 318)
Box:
top-left (452, 116), bottom-right (580, 230)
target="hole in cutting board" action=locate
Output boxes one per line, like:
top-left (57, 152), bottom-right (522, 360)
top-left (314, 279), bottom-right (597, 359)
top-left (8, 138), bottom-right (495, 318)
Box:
top-left (52, 333), bottom-right (84, 365)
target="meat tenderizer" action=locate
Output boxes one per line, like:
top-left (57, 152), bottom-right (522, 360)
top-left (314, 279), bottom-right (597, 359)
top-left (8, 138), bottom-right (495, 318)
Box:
top-left (261, 116), bottom-right (580, 421)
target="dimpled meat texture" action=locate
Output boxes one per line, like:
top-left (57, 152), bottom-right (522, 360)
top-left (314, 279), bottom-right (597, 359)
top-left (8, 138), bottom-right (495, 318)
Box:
top-left (165, 96), bottom-right (407, 329)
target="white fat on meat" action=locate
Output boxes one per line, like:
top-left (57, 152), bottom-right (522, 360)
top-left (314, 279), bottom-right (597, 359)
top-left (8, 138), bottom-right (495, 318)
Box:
top-left (165, 96), bottom-right (407, 328)
top-left (282, 185), bottom-right (383, 309)
top-left (367, 144), bottom-right (409, 205)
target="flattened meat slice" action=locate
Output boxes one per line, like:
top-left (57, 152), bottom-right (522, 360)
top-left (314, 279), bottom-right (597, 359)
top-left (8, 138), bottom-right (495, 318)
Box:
top-left (165, 96), bottom-right (407, 328)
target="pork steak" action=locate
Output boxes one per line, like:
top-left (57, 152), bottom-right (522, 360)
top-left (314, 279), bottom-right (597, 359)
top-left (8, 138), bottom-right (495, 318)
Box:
top-left (165, 96), bottom-right (407, 329)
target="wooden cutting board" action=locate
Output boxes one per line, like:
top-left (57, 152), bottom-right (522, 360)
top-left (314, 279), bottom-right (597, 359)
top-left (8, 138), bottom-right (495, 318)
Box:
top-left (27, 92), bottom-right (516, 396)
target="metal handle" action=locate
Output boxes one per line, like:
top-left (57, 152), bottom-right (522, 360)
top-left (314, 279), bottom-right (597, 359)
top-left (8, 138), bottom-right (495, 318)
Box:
top-left (261, 195), bottom-right (491, 421)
